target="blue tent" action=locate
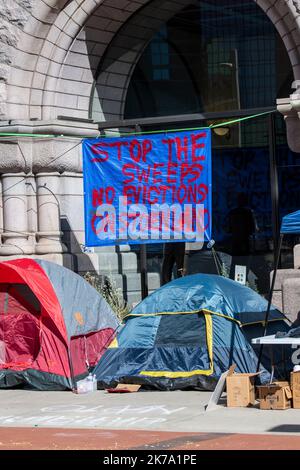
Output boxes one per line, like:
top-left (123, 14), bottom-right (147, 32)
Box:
top-left (281, 210), bottom-right (300, 234)
top-left (94, 274), bottom-right (290, 391)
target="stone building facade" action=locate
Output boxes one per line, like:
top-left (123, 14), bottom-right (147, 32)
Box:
top-left (1, 0), bottom-right (300, 304)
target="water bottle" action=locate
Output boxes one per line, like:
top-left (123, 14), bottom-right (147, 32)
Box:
top-left (77, 378), bottom-right (89, 394)
top-left (85, 373), bottom-right (93, 392)
top-left (93, 374), bottom-right (97, 391)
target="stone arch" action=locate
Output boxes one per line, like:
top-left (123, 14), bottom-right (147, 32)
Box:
top-left (3, 0), bottom-right (300, 121)
top-left (0, 0), bottom-right (72, 120)
top-left (257, 0), bottom-right (300, 77)
top-left (25, 0), bottom-right (154, 120)
top-left (90, 0), bottom-right (196, 122)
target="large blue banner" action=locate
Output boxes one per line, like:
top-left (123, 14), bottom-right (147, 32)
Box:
top-left (82, 130), bottom-right (212, 246)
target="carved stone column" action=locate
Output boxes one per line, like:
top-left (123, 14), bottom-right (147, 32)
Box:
top-left (26, 174), bottom-right (38, 250)
top-left (35, 172), bottom-right (67, 254)
top-left (1, 173), bottom-right (33, 255)
top-left (0, 119), bottom-right (99, 267)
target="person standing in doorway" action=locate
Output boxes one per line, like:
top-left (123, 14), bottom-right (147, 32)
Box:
top-left (161, 241), bottom-right (186, 285)
top-left (227, 192), bottom-right (257, 256)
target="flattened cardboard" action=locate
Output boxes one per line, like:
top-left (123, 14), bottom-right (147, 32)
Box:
top-left (106, 384), bottom-right (141, 393)
top-left (291, 372), bottom-right (300, 408)
top-left (206, 365), bottom-right (237, 411)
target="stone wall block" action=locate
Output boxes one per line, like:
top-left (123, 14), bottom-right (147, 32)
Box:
top-left (294, 244), bottom-right (300, 268)
top-left (32, 138), bottom-right (82, 173)
top-left (270, 268), bottom-right (300, 291)
top-left (283, 277), bottom-right (300, 323)
top-left (0, 141), bottom-right (30, 173)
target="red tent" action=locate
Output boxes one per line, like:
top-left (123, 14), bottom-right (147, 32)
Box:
top-left (0, 259), bottom-right (119, 390)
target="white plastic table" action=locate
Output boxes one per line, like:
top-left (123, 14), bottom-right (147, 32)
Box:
top-left (251, 335), bottom-right (300, 382)
top-left (252, 334), bottom-right (300, 345)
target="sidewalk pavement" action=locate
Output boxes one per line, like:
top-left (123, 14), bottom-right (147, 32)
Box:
top-left (1, 389), bottom-right (300, 449)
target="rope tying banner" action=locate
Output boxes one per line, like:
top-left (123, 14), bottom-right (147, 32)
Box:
top-left (0, 110), bottom-right (275, 140)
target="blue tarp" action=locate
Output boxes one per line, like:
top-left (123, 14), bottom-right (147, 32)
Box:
top-left (281, 210), bottom-right (300, 234)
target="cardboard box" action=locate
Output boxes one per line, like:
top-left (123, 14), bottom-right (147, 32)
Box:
top-left (257, 381), bottom-right (292, 410)
top-left (226, 368), bottom-right (258, 407)
top-left (291, 372), bottom-right (300, 408)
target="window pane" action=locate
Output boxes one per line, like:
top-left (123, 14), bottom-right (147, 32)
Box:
top-left (124, 0), bottom-right (292, 119)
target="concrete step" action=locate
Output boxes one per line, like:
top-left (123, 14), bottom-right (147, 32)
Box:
top-left (97, 253), bottom-right (119, 273)
top-left (98, 272), bottom-right (161, 293)
top-left (271, 291), bottom-right (283, 312)
top-left (116, 244), bottom-right (131, 252)
top-left (118, 252), bottom-right (138, 272)
top-left (97, 252), bottom-right (138, 273)
top-left (94, 246), bottom-right (116, 253)
top-left (124, 272), bottom-right (161, 292)
top-left (98, 273), bottom-right (124, 290)
top-left (126, 291), bottom-right (142, 307)
top-left (283, 277), bottom-right (300, 323)
top-left (94, 244), bottom-right (131, 253)
top-left (270, 268), bottom-right (300, 291)
top-left (125, 290), bottom-right (156, 308)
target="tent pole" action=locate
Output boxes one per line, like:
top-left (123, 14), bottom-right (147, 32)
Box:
top-left (256, 233), bottom-right (283, 373)
top-left (268, 112), bottom-right (280, 262)
top-left (140, 243), bottom-right (148, 299)
top-left (68, 349), bottom-right (77, 392)
top-left (134, 123), bottom-right (149, 300)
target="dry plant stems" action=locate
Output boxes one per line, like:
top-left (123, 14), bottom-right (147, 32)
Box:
top-left (83, 271), bottom-right (130, 321)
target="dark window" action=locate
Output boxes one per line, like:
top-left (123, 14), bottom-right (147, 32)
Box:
top-left (125, 1), bottom-right (292, 121)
